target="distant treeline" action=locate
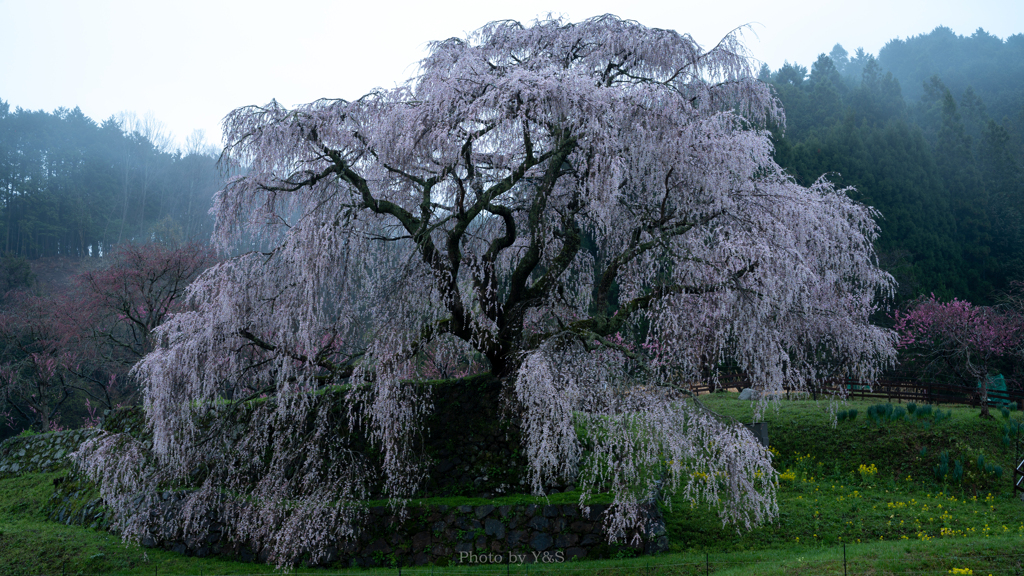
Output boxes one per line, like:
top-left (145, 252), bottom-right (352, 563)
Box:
top-left (763, 26), bottom-right (1024, 304)
top-left (0, 102), bottom-right (222, 259)
top-left (2, 26), bottom-right (1022, 306)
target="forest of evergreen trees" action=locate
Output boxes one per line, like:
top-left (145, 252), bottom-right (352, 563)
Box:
top-left (762, 26), bottom-right (1024, 305)
top-left (0, 103), bottom-right (221, 261)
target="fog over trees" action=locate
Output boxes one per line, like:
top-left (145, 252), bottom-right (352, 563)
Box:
top-left (762, 26), bottom-right (1024, 304)
top-left (0, 103), bottom-right (221, 259)
top-left (0, 103), bottom-right (224, 437)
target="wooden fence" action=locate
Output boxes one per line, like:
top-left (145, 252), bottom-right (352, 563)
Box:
top-left (688, 373), bottom-right (1024, 408)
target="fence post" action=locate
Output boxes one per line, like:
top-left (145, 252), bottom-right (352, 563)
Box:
top-left (1015, 417), bottom-right (1024, 497)
top-left (844, 542), bottom-right (847, 576)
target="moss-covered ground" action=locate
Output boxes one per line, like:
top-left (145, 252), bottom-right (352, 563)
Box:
top-left (1, 393), bottom-right (1023, 575)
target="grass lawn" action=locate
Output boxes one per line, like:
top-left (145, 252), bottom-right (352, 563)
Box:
top-left (1, 393), bottom-right (1022, 575)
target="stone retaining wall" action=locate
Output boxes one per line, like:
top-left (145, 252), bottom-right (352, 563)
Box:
top-left (328, 502), bottom-right (668, 568)
top-left (0, 377), bottom-right (670, 567)
top-left (0, 428), bottom-right (98, 477)
top-left (46, 475), bottom-right (666, 568)
top-left (42, 469), bottom-right (667, 567)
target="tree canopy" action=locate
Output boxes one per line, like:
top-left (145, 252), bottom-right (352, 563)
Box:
top-left (80, 16), bottom-right (897, 565)
top-left (0, 103), bottom-right (221, 258)
top-left (0, 243), bottom-right (215, 437)
top-left (879, 26), bottom-right (1024, 122)
top-left (893, 295), bottom-right (1022, 417)
top-left (764, 30), bottom-right (1024, 304)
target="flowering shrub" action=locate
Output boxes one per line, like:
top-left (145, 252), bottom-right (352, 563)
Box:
top-left (858, 463), bottom-right (878, 481)
top-left (893, 295), bottom-right (1021, 418)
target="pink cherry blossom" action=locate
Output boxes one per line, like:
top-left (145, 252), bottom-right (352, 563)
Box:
top-left (77, 16), bottom-right (897, 565)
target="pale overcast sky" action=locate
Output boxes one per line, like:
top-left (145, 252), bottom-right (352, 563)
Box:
top-left (1, 0), bottom-right (1020, 151)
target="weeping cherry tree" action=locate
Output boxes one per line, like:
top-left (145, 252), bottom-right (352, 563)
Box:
top-left (76, 15), bottom-right (897, 565)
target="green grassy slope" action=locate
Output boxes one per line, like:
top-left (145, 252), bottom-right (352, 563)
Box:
top-left (700, 393), bottom-right (1020, 489)
top-left (0, 473), bottom-right (274, 575)
top-left (0, 394), bottom-right (1022, 575)
top-left (669, 394), bottom-right (1024, 554)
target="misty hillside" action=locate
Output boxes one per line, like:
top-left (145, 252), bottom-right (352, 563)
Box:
top-left (762, 26), bottom-right (1024, 304)
top-left (1, 25), bottom-right (1021, 307)
top-left (879, 26), bottom-right (1024, 122)
top-left (0, 104), bottom-right (221, 260)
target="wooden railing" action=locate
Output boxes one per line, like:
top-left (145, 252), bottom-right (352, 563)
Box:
top-left (687, 372), bottom-right (1024, 408)
top-left (838, 378), bottom-right (1024, 407)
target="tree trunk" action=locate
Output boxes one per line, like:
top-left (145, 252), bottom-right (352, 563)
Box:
top-left (979, 376), bottom-right (992, 419)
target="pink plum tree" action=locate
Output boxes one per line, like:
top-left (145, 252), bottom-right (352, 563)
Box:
top-left (0, 292), bottom-right (81, 432)
top-left (66, 241), bottom-right (215, 401)
top-left (0, 243), bottom-right (215, 432)
top-left (892, 295), bottom-right (1021, 418)
top-left (77, 16), bottom-right (897, 564)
